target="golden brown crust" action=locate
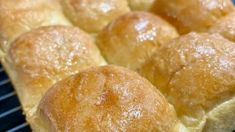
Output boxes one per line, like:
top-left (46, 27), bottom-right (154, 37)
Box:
top-left (4, 26), bottom-right (105, 114)
top-left (169, 56), bottom-right (235, 130)
top-left (61, 0), bottom-right (130, 33)
top-left (151, 0), bottom-right (234, 34)
top-left (139, 33), bottom-right (235, 94)
top-left (209, 12), bottom-right (235, 42)
top-left (139, 32), bottom-right (235, 130)
top-left (127, 0), bottom-right (155, 10)
top-left (97, 11), bottom-right (179, 70)
top-left (38, 65), bottom-right (179, 132)
top-left (0, 0), bottom-right (71, 53)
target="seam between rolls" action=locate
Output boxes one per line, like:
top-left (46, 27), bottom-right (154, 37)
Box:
top-left (166, 58), bottom-right (200, 95)
top-left (165, 58), bottom-right (208, 131)
top-left (166, 40), bottom-right (235, 92)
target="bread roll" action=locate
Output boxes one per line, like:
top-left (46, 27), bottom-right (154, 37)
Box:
top-left (151, 0), bottom-right (234, 34)
top-left (0, 0), bottom-right (71, 53)
top-left (36, 65), bottom-right (184, 132)
top-left (61, 0), bottom-right (130, 33)
top-left (127, 0), bottom-right (155, 10)
top-left (170, 55), bottom-right (235, 132)
top-left (96, 11), bottom-right (179, 70)
top-left (209, 12), bottom-right (235, 42)
top-left (139, 32), bottom-right (235, 131)
top-left (1, 26), bottom-right (106, 121)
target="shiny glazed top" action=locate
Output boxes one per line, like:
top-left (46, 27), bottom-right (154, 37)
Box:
top-left (0, 0), bottom-right (71, 53)
top-left (209, 11), bottom-right (235, 42)
top-left (97, 11), bottom-right (179, 70)
top-left (38, 65), bottom-right (179, 132)
top-left (8, 26), bottom-right (105, 110)
top-left (61, 0), bottom-right (130, 33)
top-left (139, 32), bottom-right (235, 129)
top-left (151, 0), bottom-right (234, 34)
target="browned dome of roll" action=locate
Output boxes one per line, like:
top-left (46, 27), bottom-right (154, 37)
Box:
top-left (96, 11), bottom-right (179, 70)
top-left (4, 26), bottom-right (105, 114)
top-left (37, 65), bottom-right (181, 132)
top-left (209, 12), bottom-right (235, 42)
top-left (139, 32), bottom-right (235, 131)
top-left (151, 0), bottom-right (234, 34)
top-left (127, 0), bottom-right (155, 10)
top-left (0, 0), bottom-right (71, 53)
top-left (61, 0), bottom-right (130, 33)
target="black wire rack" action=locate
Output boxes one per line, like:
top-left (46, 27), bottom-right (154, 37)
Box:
top-left (0, 63), bottom-right (31, 132)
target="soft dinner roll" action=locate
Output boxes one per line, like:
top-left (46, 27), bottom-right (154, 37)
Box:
top-left (61, 0), bottom-right (130, 33)
top-left (209, 12), bottom-right (235, 42)
top-left (0, 0), bottom-right (71, 53)
top-left (139, 32), bottom-right (235, 131)
top-left (36, 65), bottom-right (185, 132)
top-left (151, 0), bottom-right (234, 34)
top-left (1, 26), bottom-right (105, 121)
top-left (96, 11), bottom-right (179, 70)
top-left (127, 0), bottom-right (155, 11)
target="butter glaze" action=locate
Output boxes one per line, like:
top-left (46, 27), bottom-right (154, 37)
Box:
top-left (97, 11), bottom-right (179, 70)
top-left (61, 0), bottom-right (130, 33)
top-left (139, 32), bottom-right (235, 131)
top-left (209, 12), bottom-right (235, 42)
top-left (38, 65), bottom-right (180, 132)
top-left (151, 0), bottom-right (234, 34)
top-left (0, 0), bottom-right (71, 53)
top-left (5, 26), bottom-right (105, 116)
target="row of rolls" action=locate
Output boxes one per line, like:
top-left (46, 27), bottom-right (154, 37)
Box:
top-left (0, 0), bottom-right (235, 132)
